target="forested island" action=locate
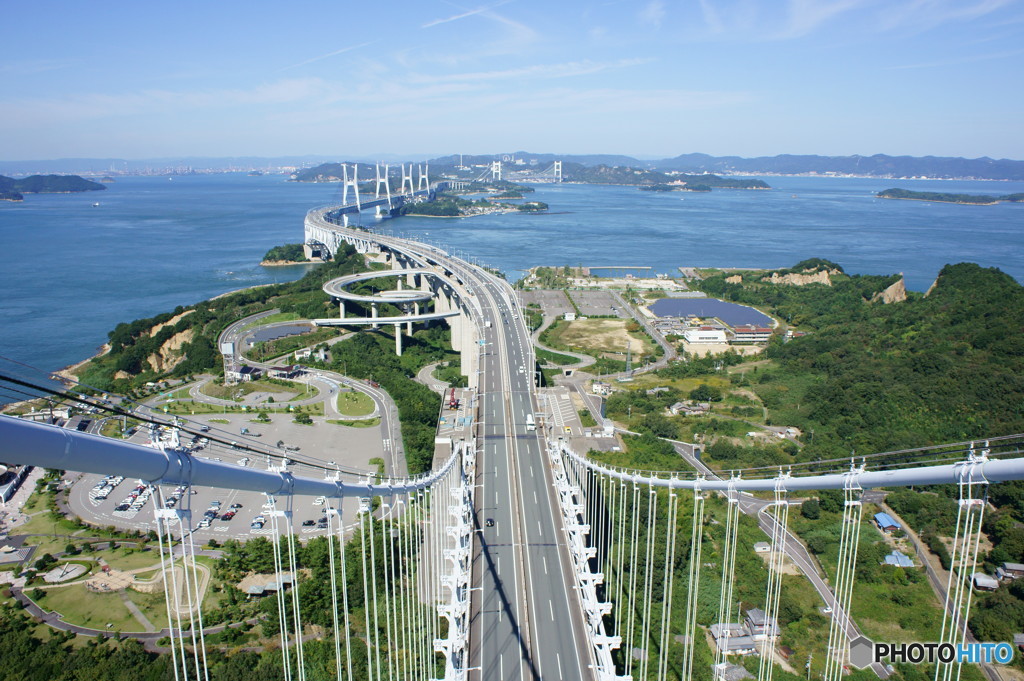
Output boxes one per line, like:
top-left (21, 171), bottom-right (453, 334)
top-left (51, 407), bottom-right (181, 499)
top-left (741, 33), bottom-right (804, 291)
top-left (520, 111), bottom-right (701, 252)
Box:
top-left (555, 163), bottom-right (770, 189)
top-left (878, 187), bottom-right (1024, 205)
top-left (639, 173), bottom-right (769, 193)
top-left (0, 174), bottom-right (105, 195)
top-left (260, 243), bottom-right (309, 265)
top-left (401, 195), bottom-right (547, 217)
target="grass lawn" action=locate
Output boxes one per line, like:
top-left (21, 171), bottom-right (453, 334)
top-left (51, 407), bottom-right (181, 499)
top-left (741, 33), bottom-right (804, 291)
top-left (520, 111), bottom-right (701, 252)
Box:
top-left (327, 418), bottom-right (380, 428)
top-left (241, 312), bottom-right (300, 331)
top-left (94, 547), bottom-right (162, 572)
top-left (200, 379), bottom-right (302, 401)
top-left (35, 584), bottom-right (140, 631)
top-left (21, 488), bottom-right (51, 515)
top-left (336, 391), bottom-right (375, 416)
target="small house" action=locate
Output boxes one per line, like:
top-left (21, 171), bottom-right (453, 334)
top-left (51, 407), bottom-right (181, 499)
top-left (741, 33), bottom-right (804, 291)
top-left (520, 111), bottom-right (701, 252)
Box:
top-left (710, 623), bottom-right (757, 656)
top-left (745, 608), bottom-right (780, 640)
top-left (268, 365), bottom-right (300, 379)
top-left (873, 512), bottom-right (901, 534)
top-left (883, 551), bottom-right (914, 568)
top-left (713, 663), bottom-right (755, 681)
top-left (753, 542), bottom-right (772, 554)
top-left (1001, 563), bottom-right (1024, 579)
top-left (973, 573), bottom-right (1000, 591)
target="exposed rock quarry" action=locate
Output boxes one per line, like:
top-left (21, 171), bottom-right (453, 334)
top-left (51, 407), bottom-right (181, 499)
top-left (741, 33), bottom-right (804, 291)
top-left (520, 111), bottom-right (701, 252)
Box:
top-left (761, 269), bottom-right (838, 286)
top-left (147, 328), bottom-right (194, 373)
top-left (148, 310), bottom-right (194, 337)
top-left (871, 277), bottom-right (908, 304)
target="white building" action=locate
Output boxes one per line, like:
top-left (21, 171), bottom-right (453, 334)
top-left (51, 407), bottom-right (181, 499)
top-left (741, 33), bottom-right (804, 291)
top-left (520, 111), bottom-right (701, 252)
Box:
top-left (683, 326), bottom-right (728, 344)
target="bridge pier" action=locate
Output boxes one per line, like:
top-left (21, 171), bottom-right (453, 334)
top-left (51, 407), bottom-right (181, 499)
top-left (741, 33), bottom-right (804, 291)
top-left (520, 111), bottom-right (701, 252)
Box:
top-left (371, 303), bottom-right (378, 329)
top-left (338, 300), bottom-right (345, 318)
top-left (395, 325), bottom-right (403, 356)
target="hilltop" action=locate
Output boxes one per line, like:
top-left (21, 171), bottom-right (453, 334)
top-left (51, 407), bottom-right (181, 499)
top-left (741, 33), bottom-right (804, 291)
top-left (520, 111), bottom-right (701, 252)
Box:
top-left (0, 174), bottom-right (106, 195)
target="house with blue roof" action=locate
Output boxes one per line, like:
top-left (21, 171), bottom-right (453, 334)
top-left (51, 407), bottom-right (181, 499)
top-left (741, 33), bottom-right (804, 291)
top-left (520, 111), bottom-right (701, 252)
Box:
top-left (874, 512), bottom-right (901, 533)
top-left (883, 550), bottom-right (914, 568)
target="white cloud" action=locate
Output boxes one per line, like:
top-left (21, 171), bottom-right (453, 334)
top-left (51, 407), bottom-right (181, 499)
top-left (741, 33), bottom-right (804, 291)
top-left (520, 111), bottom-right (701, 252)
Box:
top-left (409, 58), bottom-right (653, 84)
top-left (640, 0), bottom-right (667, 28)
top-left (278, 42), bottom-right (375, 72)
top-left (422, 4), bottom-right (494, 28)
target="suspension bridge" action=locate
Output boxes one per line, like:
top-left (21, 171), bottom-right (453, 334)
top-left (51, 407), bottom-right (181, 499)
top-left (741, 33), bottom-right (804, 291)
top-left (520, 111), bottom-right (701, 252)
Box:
top-left (1, 200), bottom-right (1023, 681)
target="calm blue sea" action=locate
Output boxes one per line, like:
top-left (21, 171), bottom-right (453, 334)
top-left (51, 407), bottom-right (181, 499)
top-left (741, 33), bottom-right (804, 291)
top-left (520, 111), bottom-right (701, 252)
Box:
top-left (1, 172), bottom-right (1022, 379)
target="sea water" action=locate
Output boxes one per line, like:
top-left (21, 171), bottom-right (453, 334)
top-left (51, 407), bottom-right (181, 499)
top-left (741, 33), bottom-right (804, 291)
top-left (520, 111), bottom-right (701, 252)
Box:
top-left (1, 172), bottom-right (1022, 377)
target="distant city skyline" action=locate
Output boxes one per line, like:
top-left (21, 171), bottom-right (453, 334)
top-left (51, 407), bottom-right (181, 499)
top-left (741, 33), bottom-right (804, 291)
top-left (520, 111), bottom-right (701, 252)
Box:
top-left (2, 0), bottom-right (1022, 161)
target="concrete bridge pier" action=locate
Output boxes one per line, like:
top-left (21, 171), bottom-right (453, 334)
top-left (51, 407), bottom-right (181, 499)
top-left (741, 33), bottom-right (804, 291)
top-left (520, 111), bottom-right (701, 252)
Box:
top-left (371, 303), bottom-right (379, 329)
top-left (395, 324), bottom-right (403, 356)
top-left (338, 299), bottom-right (345, 318)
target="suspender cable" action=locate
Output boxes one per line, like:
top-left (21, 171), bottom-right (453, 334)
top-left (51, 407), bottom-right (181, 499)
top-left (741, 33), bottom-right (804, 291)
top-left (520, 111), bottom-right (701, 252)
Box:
top-left (283, 501), bottom-right (306, 681)
top-left (267, 496), bottom-right (292, 681)
top-left (657, 485), bottom-right (681, 681)
top-left (715, 478), bottom-right (741, 670)
top-left (639, 484), bottom-right (658, 680)
top-left (625, 481), bottom-right (641, 678)
top-left (615, 480), bottom-right (628, 641)
top-left (153, 488), bottom-right (185, 681)
top-left (380, 503), bottom-right (396, 681)
top-left (824, 467), bottom-right (864, 681)
top-left (758, 475), bottom-right (790, 681)
top-left (368, 502), bottom-right (383, 681)
top-left (325, 502), bottom-right (345, 681)
top-left (359, 507), bottom-right (375, 681)
top-left (182, 505), bottom-right (211, 681)
top-left (680, 483), bottom-right (705, 681)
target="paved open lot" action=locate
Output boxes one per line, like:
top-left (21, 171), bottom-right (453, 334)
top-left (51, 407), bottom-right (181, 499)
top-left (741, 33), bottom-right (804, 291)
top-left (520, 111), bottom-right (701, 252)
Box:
top-left (521, 289), bottom-right (574, 317)
top-left (568, 290), bottom-right (627, 317)
top-left (66, 409), bottom-right (389, 541)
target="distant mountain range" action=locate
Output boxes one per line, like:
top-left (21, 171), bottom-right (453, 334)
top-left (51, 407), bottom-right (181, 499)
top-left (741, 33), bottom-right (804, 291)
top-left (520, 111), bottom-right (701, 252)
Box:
top-left (3, 152), bottom-right (1023, 181)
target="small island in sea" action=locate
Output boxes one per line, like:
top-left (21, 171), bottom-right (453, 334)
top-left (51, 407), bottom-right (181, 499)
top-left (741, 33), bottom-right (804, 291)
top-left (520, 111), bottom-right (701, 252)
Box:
top-left (402, 195), bottom-right (548, 217)
top-left (0, 174), bottom-right (106, 199)
top-left (260, 243), bottom-right (311, 265)
top-left (637, 174), bottom-right (769, 192)
top-left (877, 187), bottom-right (1024, 205)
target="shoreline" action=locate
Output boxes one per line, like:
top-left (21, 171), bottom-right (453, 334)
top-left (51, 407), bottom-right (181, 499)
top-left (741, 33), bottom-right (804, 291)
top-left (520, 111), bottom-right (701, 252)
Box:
top-left (878, 195), bottom-right (1001, 206)
top-left (259, 259), bottom-right (318, 267)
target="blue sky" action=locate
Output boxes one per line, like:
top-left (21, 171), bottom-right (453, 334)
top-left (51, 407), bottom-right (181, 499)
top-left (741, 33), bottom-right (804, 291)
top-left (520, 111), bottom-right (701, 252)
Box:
top-left (2, 0), bottom-right (1022, 160)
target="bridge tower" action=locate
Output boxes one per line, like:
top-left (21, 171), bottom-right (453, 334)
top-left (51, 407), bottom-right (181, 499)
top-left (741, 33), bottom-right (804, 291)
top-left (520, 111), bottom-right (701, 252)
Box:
top-left (554, 160), bottom-right (563, 183)
top-left (401, 163), bottom-right (415, 195)
top-left (341, 163), bottom-right (361, 226)
top-left (417, 163), bottom-right (429, 192)
top-left (375, 162), bottom-right (392, 209)
top-left (491, 160), bottom-right (502, 181)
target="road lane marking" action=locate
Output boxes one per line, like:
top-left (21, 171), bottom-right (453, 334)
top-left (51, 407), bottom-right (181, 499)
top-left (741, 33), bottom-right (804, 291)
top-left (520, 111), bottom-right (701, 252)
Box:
top-left (543, 556), bottom-right (548, 574)
top-left (549, 600), bottom-right (554, 620)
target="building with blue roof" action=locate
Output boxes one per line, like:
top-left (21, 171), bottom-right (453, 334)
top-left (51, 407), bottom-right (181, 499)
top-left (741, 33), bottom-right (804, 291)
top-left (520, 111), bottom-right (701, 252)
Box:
top-left (874, 512), bottom-right (901, 533)
top-left (884, 551), bottom-right (914, 568)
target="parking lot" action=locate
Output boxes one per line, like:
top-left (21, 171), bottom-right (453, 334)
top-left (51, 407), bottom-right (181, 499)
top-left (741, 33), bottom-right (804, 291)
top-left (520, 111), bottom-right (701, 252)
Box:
top-left (568, 290), bottom-right (626, 317)
top-left (67, 409), bottom-right (389, 540)
top-left (521, 289), bottom-right (575, 318)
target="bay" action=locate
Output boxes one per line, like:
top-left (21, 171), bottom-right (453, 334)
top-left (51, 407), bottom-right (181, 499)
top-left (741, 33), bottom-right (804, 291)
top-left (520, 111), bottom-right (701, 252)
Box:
top-left (1, 172), bottom-right (1022, 380)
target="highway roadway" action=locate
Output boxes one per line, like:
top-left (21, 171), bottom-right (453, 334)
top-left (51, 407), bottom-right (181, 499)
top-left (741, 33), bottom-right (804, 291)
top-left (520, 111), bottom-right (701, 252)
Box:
top-left (350, 229), bottom-right (594, 680)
